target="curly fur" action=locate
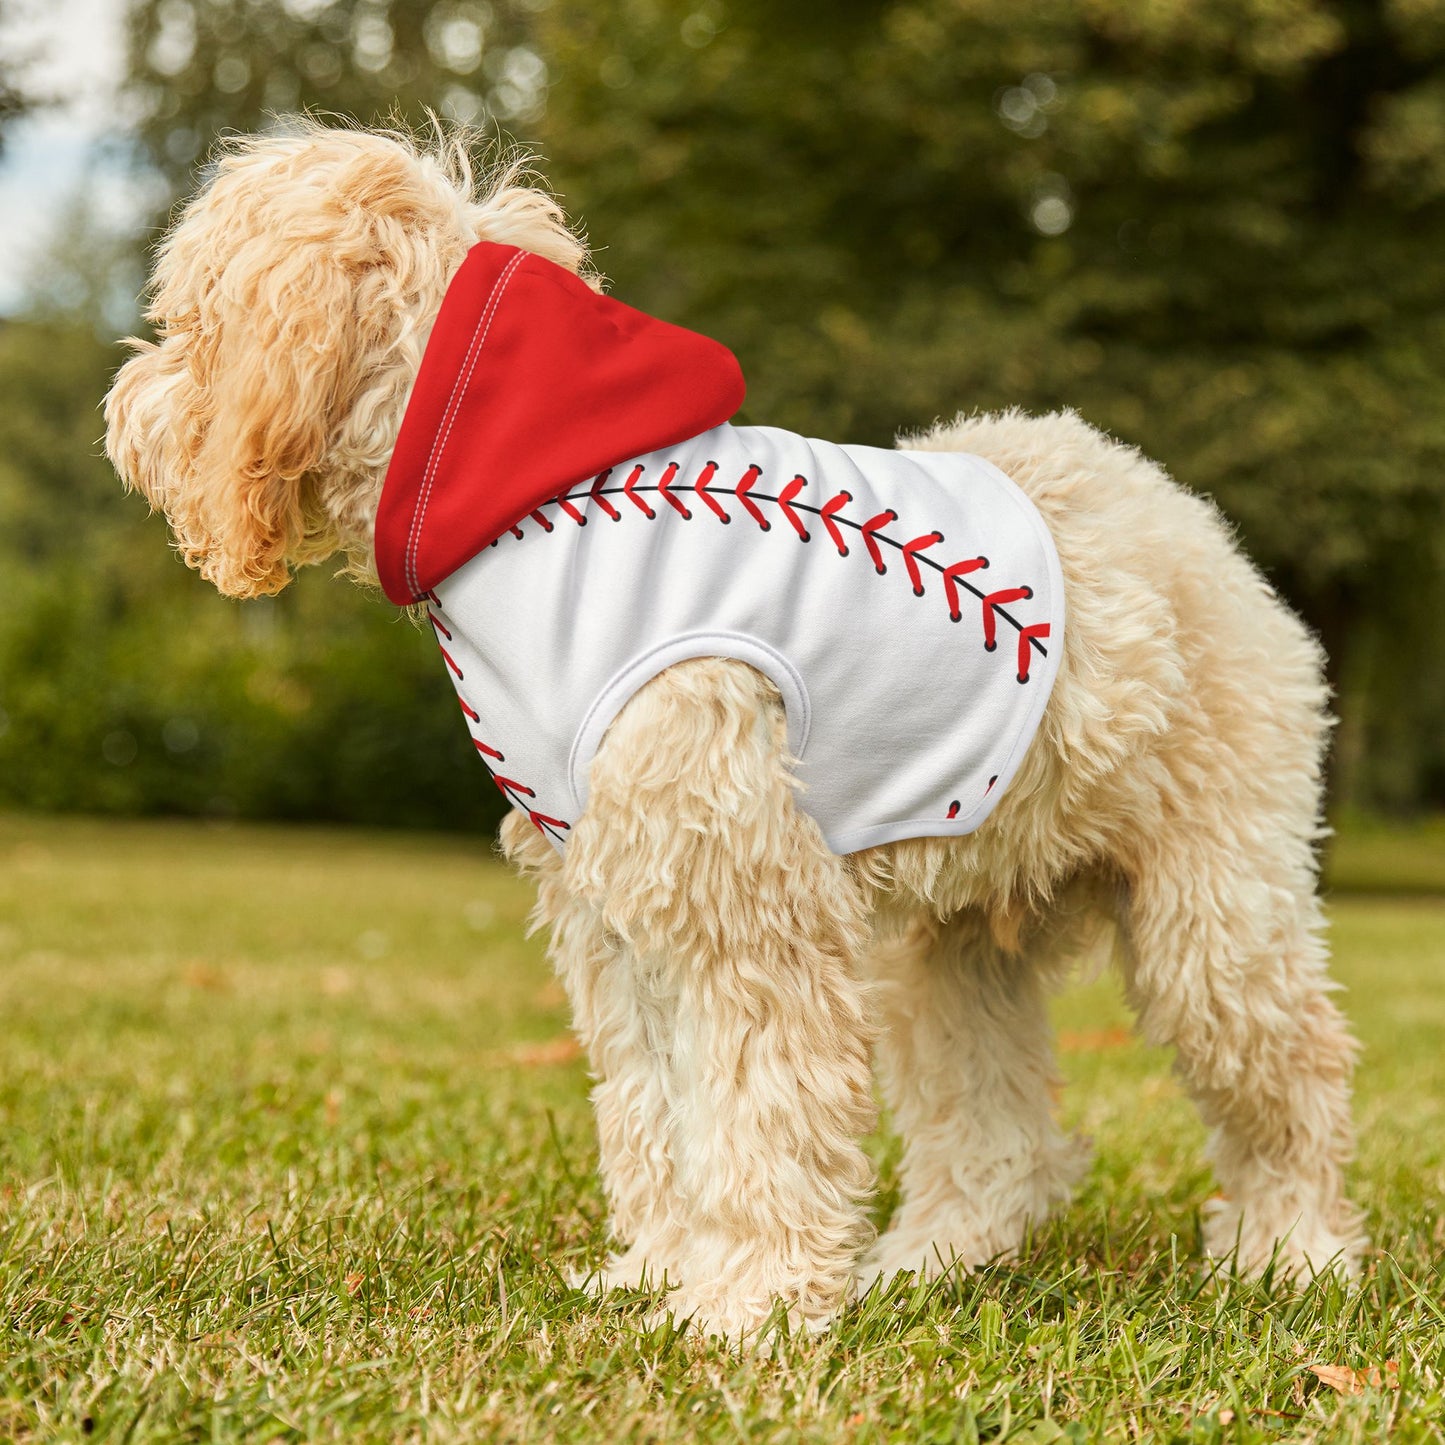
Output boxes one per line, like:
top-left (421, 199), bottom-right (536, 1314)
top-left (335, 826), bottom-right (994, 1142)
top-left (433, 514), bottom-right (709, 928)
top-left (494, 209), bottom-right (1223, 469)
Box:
top-left (105, 119), bottom-right (587, 597)
top-left (105, 122), bottom-right (1365, 1344)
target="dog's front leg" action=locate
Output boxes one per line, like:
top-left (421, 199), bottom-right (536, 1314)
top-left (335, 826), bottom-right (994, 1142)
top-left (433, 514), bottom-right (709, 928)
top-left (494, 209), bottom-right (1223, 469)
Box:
top-left (502, 810), bottom-right (686, 1290)
top-left (566, 659), bottom-right (878, 1343)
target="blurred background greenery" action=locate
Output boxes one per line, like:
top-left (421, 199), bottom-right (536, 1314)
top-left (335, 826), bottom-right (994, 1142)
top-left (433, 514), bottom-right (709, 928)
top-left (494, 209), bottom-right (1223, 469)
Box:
top-left (1, 0), bottom-right (1443, 833)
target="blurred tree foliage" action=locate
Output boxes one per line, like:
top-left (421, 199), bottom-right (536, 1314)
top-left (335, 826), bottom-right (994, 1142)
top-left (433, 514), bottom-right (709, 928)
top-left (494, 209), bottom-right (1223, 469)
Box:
top-left (536, 0), bottom-right (1445, 807)
top-left (126, 0), bottom-right (550, 188)
top-left (0, 317), bottom-right (497, 829)
top-left (0, 0), bottom-right (38, 151)
top-left (3, 0), bottom-right (1444, 825)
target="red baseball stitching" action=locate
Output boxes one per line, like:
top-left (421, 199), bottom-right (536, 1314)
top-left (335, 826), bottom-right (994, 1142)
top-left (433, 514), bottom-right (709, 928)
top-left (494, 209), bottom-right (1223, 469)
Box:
top-left (946, 772), bottom-right (999, 822)
top-left (778, 475), bottom-right (810, 540)
top-left (590, 470), bottom-right (621, 521)
top-left (943, 557), bottom-right (989, 621)
top-left (433, 597), bottom-right (573, 841)
top-left (736, 464), bottom-right (768, 529)
top-left (490, 770), bottom-right (573, 840)
top-left (820, 491), bottom-right (851, 555)
top-left (901, 531), bottom-right (944, 596)
top-left (1015, 623), bottom-right (1051, 684)
top-left (623, 464), bottom-right (655, 518)
top-left (554, 492), bottom-right (587, 526)
top-left (694, 461), bottom-right (728, 521)
top-left (491, 775), bottom-right (533, 799)
top-left (981, 587), bottom-right (1033, 652)
top-left (861, 510), bottom-right (898, 574)
top-left (657, 462), bottom-right (691, 518)
top-left (462, 683), bottom-right (567, 833)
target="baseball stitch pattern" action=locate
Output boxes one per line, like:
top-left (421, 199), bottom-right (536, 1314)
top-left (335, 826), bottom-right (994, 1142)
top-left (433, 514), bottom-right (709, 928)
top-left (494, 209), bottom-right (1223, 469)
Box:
top-left (494, 461), bottom-right (1052, 683)
top-left (488, 461), bottom-right (1052, 823)
top-left (427, 595), bottom-right (572, 842)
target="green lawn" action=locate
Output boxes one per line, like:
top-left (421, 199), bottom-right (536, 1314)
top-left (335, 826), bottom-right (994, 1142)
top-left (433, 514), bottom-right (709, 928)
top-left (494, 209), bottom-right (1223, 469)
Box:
top-left (2, 813), bottom-right (1443, 1443)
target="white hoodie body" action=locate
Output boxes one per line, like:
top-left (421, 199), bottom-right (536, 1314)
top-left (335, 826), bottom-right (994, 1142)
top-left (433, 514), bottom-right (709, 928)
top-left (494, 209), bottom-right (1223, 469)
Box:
top-left (428, 421), bottom-right (1065, 854)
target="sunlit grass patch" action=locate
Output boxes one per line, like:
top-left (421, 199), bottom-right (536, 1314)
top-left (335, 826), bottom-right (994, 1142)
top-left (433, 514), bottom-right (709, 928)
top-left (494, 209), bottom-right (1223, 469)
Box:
top-left (2, 813), bottom-right (1443, 1442)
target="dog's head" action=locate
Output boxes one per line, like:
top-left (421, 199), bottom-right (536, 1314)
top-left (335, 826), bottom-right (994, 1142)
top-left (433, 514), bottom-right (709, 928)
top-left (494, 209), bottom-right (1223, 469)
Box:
top-left (105, 122), bottom-right (587, 597)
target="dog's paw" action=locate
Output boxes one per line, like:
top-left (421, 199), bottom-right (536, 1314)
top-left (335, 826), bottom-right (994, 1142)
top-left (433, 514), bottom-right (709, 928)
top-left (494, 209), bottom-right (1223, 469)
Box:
top-left (645, 1287), bottom-right (837, 1350)
top-left (856, 1231), bottom-right (997, 1296)
top-left (1202, 1196), bottom-right (1367, 1283)
top-left (570, 1245), bottom-right (675, 1296)
top-left (860, 1132), bottom-right (1092, 1295)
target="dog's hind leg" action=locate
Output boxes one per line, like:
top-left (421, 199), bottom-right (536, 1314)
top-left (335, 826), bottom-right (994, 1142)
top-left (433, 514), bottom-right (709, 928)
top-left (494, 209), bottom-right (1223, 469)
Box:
top-left (565, 658), bottom-right (878, 1342)
top-left (1119, 834), bottom-right (1364, 1280)
top-left (860, 909), bottom-right (1089, 1288)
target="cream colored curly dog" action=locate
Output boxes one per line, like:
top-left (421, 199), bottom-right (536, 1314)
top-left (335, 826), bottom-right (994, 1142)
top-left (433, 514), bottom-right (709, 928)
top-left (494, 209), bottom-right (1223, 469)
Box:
top-left (105, 124), bottom-right (1364, 1342)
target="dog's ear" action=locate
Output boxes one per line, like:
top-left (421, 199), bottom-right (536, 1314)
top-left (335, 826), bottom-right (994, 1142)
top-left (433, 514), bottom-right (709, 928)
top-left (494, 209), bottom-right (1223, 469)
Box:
top-left (187, 240), bottom-right (359, 598)
top-left (106, 332), bottom-right (196, 544)
top-left (105, 240), bottom-right (358, 599)
top-left (127, 235), bottom-right (367, 598)
top-left (105, 131), bottom-right (451, 599)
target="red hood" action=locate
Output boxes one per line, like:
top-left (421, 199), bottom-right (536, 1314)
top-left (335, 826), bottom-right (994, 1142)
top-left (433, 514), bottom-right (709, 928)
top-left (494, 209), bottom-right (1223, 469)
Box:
top-left (374, 242), bottom-right (745, 604)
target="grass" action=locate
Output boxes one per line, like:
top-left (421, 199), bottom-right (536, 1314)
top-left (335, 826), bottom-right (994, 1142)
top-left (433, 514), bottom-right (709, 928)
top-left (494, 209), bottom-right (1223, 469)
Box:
top-left (1324, 812), bottom-right (1445, 897)
top-left (1, 812), bottom-right (1443, 1443)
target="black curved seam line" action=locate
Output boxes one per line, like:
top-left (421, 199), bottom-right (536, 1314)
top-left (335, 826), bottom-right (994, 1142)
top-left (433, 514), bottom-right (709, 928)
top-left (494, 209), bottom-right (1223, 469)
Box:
top-left (561, 482), bottom-right (1049, 657)
top-left (508, 791), bottom-right (571, 844)
top-left (477, 742), bottom-right (571, 841)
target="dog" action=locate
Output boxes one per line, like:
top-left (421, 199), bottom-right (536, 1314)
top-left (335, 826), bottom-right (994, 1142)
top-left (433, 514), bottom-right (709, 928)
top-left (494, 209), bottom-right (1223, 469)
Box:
top-left (105, 122), bottom-right (1365, 1342)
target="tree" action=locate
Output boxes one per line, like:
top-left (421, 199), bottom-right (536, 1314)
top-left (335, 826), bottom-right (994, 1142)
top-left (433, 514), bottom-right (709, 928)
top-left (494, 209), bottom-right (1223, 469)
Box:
top-left (124, 0), bottom-right (547, 194)
top-left (0, 0), bottom-right (38, 153)
top-left (535, 0), bottom-right (1445, 807)
top-left (65, 0), bottom-right (1445, 813)
top-left (0, 312), bottom-right (499, 830)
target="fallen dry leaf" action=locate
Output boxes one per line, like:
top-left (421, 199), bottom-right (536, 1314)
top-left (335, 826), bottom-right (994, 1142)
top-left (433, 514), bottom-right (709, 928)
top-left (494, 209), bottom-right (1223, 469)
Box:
top-left (1309, 1362), bottom-right (1399, 1395)
top-left (534, 980), bottom-right (567, 1009)
top-left (1057, 1027), bottom-right (1133, 1052)
top-left (181, 962), bottom-right (229, 992)
top-left (344, 1273), bottom-right (365, 1296)
top-left (504, 1037), bottom-right (584, 1068)
top-left (320, 967), bottom-right (353, 997)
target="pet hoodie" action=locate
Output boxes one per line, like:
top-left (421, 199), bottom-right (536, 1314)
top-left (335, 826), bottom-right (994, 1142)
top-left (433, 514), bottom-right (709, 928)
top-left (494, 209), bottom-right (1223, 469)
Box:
top-left (374, 242), bottom-right (1065, 854)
